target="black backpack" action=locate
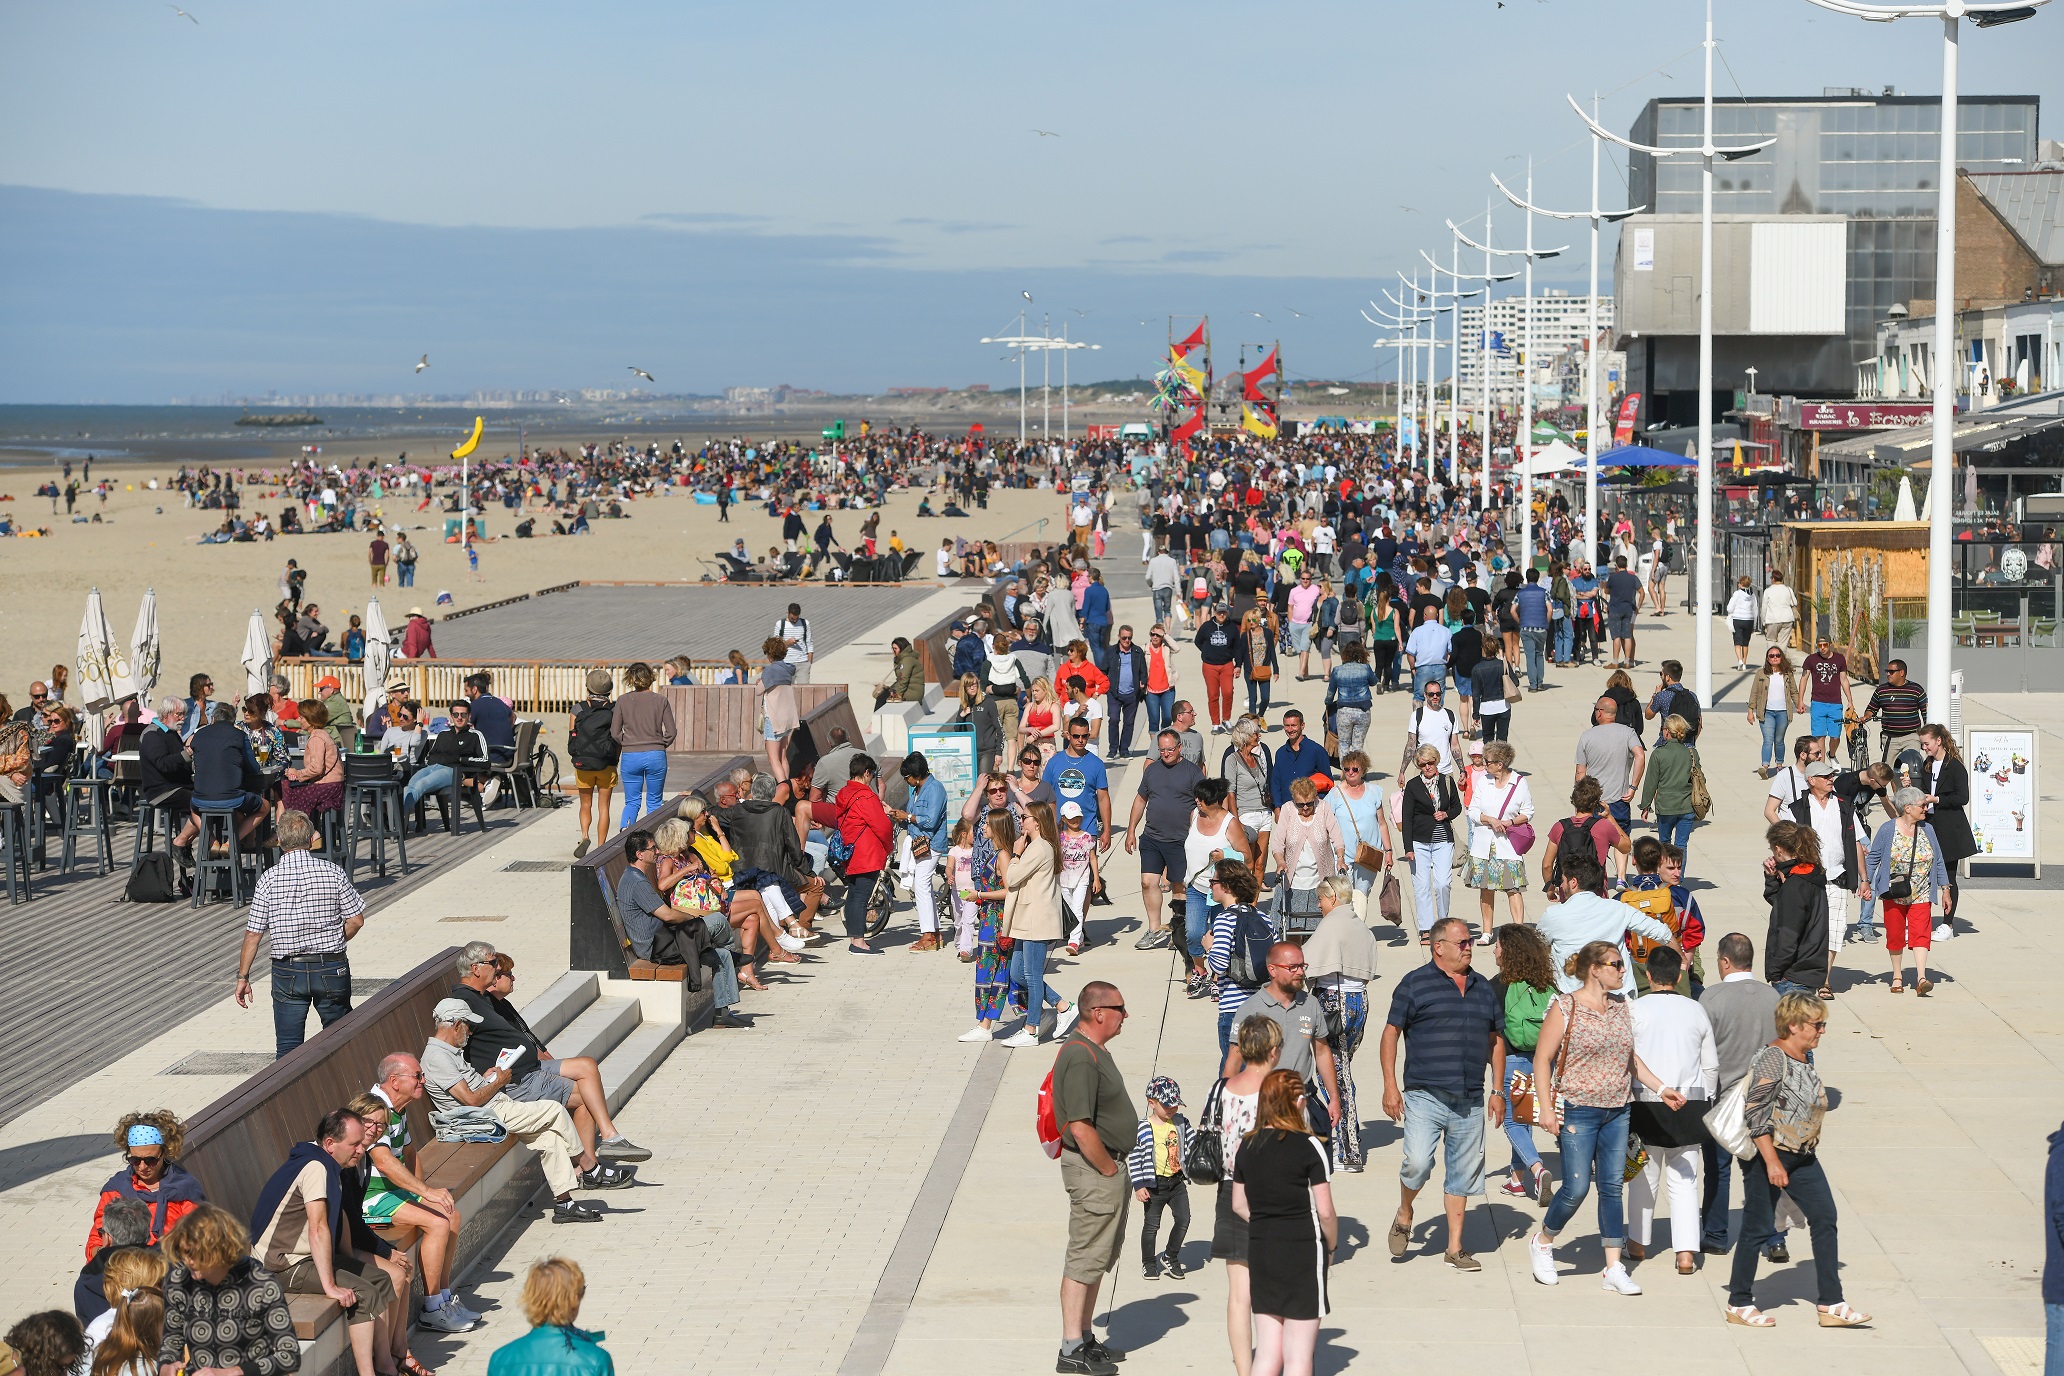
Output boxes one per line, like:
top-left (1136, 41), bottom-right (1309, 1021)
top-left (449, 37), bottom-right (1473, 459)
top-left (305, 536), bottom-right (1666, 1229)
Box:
top-left (1547, 814), bottom-right (1602, 892)
top-left (124, 852), bottom-right (185, 903)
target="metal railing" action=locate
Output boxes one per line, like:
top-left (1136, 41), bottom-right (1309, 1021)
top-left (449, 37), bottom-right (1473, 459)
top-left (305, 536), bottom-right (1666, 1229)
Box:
top-left (278, 658), bottom-right (751, 712)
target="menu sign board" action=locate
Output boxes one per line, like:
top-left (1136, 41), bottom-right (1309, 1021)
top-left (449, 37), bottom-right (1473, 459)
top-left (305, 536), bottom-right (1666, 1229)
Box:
top-left (1964, 726), bottom-right (2039, 874)
top-left (1792, 402), bottom-right (1933, 431)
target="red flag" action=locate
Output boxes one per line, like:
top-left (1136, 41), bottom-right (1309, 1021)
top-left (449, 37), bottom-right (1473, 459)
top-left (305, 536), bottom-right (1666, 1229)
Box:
top-left (1171, 413), bottom-right (1203, 446)
top-left (1175, 321), bottom-right (1206, 354)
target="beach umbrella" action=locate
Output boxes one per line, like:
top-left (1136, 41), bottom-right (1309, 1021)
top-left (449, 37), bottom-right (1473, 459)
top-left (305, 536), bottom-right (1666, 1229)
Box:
top-left (1894, 476), bottom-right (1918, 522)
top-left (1964, 459), bottom-right (1978, 516)
top-left (76, 587), bottom-right (124, 744)
top-left (241, 608), bottom-right (273, 697)
top-left (1920, 477), bottom-right (1934, 523)
top-left (130, 587), bottom-right (161, 709)
top-left (361, 598), bottom-right (392, 731)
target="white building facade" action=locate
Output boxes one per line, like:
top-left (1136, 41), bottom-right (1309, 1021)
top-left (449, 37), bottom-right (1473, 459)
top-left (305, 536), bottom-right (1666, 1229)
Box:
top-left (1455, 291), bottom-right (1614, 410)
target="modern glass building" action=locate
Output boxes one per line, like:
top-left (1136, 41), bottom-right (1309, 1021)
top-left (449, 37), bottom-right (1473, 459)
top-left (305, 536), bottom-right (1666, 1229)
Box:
top-left (1620, 93), bottom-right (2038, 423)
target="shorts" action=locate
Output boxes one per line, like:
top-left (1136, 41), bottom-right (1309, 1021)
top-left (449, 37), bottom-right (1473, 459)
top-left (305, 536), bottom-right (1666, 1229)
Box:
top-left (362, 1186), bottom-right (419, 1226)
top-left (574, 767), bottom-right (618, 789)
top-left (1731, 618), bottom-right (1755, 648)
top-left (507, 1067), bottom-right (575, 1107)
top-left (763, 717), bottom-right (783, 741)
top-left (1239, 811), bottom-right (1274, 845)
top-left (1398, 1087), bottom-right (1486, 1197)
top-left (1608, 608), bottom-right (1636, 640)
top-left (280, 1252), bottom-right (396, 1325)
top-left (192, 793), bottom-right (263, 817)
top-left (1810, 701), bottom-right (1845, 737)
top-left (1287, 622), bottom-right (1313, 652)
top-left (1059, 1151), bottom-right (1130, 1282)
top-left (1137, 834), bottom-right (1187, 884)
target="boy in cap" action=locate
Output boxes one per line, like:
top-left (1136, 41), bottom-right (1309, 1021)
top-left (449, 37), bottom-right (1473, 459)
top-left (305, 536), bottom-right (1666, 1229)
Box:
top-left (1127, 1075), bottom-right (1195, 1280)
top-left (568, 669), bottom-right (619, 859)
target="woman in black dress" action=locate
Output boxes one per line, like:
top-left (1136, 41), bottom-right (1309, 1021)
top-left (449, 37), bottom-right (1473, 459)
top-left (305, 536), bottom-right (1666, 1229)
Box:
top-left (1232, 1069), bottom-right (1338, 1376)
top-left (1917, 725), bottom-right (1977, 931)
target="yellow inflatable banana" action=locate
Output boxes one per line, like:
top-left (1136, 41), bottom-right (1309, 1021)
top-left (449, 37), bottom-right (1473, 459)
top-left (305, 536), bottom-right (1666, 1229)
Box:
top-left (451, 416), bottom-right (483, 460)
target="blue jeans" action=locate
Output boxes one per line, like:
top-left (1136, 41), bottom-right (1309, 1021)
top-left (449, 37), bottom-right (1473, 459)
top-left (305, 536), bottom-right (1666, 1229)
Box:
top-left (1411, 841), bottom-right (1453, 932)
top-left (1398, 1087), bottom-right (1487, 1197)
top-left (618, 749), bottom-right (668, 826)
top-left (271, 956), bottom-right (352, 1059)
top-left (1218, 1007), bottom-right (1237, 1059)
top-left (1520, 627), bottom-right (1548, 689)
top-left (1502, 1054), bottom-right (1543, 1176)
top-left (1185, 885), bottom-right (1215, 960)
top-left (1552, 617), bottom-right (1573, 662)
top-left (1246, 673), bottom-right (1271, 715)
top-left (1152, 587), bottom-right (1173, 626)
top-left (1759, 709), bottom-right (1790, 768)
top-left (709, 946), bottom-right (741, 1010)
top-left (403, 764), bottom-right (453, 812)
top-left (2048, 1304), bottom-right (2064, 1376)
top-left (1145, 688), bottom-right (1175, 736)
top-left (1412, 663), bottom-right (1446, 702)
top-left (396, 563), bottom-right (415, 586)
top-left (1010, 939), bottom-right (1059, 1022)
top-left (1655, 813), bottom-right (1694, 858)
top-left (842, 870), bottom-right (879, 939)
top-left (1728, 1150), bottom-right (1842, 1307)
top-left (1701, 1142), bottom-right (1783, 1252)
top-left (1543, 1103), bottom-right (1629, 1247)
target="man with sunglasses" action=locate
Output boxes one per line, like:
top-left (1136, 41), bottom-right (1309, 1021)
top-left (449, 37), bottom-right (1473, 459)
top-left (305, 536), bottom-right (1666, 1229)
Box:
top-left (1042, 719), bottom-right (1112, 854)
top-left (1537, 849), bottom-right (1676, 996)
top-left (1379, 915), bottom-right (1508, 1270)
top-left (1227, 940), bottom-right (1342, 1138)
top-left (1052, 980), bottom-right (1138, 1376)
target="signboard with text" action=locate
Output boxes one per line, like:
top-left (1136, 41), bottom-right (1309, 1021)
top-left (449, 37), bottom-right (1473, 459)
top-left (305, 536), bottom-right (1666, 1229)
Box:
top-left (1792, 402), bottom-right (1933, 431)
top-left (907, 724), bottom-right (979, 824)
top-left (1963, 726), bottom-right (2039, 875)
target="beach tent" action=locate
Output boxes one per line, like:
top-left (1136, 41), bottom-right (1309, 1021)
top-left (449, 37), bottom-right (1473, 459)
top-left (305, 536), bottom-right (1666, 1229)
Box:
top-left (241, 609), bottom-right (272, 697)
top-left (361, 598), bottom-right (392, 733)
top-left (1596, 444), bottom-right (1696, 468)
top-left (1527, 441), bottom-right (1585, 476)
top-left (1894, 476), bottom-right (1918, 521)
top-left (130, 588), bottom-right (161, 709)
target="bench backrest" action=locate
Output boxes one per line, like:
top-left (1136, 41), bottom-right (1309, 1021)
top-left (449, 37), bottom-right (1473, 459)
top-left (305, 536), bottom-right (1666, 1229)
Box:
top-left (181, 948), bottom-right (461, 1229)
top-left (915, 606), bottom-right (976, 685)
top-left (654, 685), bottom-right (844, 755)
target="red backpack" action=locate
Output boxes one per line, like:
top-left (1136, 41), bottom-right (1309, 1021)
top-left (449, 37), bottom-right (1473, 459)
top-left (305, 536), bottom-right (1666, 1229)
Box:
top-left (1036, 1038), bottom-right (1101, 1160)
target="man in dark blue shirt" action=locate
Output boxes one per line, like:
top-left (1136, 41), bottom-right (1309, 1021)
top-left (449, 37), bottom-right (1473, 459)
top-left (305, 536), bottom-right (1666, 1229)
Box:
top-left (1605, 555), bottom-right (1644, 668)
top-left (1379, 916), bottom-right (1507, 1267)
top-left (1515, 569), bottom-right (1552, 691)
top-left (462, 673), bottom-right (516, 766)
top-left (1266, 709), bottom-right (1332, 808)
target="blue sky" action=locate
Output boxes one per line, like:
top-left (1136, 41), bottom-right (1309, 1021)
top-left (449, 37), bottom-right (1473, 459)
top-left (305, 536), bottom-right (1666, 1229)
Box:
top-left (2, 0), bottom-right (2058, 401)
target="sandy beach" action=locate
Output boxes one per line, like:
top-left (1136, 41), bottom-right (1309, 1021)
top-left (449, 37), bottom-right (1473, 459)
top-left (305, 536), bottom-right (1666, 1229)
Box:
top-left (0, 444), bottom-right (1073, 710)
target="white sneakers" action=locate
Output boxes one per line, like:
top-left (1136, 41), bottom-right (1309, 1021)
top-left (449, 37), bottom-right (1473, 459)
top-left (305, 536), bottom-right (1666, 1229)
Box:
top-left (1055, 1005), bottom-right (1081, 1036)
top-left (1002, 1027), bottom-right (1043, 1047)
top-left (1932, 923), bottom-right (1955, 941)
top-left (1601, 1265), bottom-right (1643, 1295)
top-left (956, 1025), bottom-right (994, 1043)
top-left (1529, 1234), bottom-right (1559, 1286)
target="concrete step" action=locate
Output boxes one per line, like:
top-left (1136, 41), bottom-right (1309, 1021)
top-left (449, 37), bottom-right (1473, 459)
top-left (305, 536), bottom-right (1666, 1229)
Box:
top-left (596, 1017), bottom-right (687, 1115)
top-left (523, 971), bottom-right (598, 1045)
top-left (546, 994), bottom-right (641, 1066)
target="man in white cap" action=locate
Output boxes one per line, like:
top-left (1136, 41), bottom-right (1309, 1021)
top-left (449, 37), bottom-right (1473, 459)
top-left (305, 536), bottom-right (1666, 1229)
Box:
top-left (419, 998), bottom-right (616, 1224)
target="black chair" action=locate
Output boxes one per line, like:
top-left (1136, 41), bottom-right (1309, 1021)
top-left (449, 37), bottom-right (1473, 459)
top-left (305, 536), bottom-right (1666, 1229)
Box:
top-left (489, 721), bottom-right (543, 808)
top-left (60, 774), bottom-right (115, 877)
top-left (343, 754), bottom-right (408, 882)
top-left (192, 804), bottom-right (256, 907)
top-left (414, 768), bottom-right (487, 835)
top-left (0, 800), bottom-right (32, 903)
top-left (132, 791), bottom-right (181, 866)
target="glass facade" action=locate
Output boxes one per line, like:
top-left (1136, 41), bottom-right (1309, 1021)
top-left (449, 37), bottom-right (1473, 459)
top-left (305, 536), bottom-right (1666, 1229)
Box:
top-left (1628, 96), bottom-right (2038, 365)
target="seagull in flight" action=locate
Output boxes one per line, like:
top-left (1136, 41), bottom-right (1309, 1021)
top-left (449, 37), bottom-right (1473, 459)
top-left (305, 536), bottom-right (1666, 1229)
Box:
top-left (1246, 311), bottom-right (1270, 321)
top-left (1022, 291), bottom-right (1034, 302)
top-left (1032, 129), bottom-right (1060, 138)
top-left (628, 366), bottom-right (655, 382)
top-left (1071, 307), bottom-right (1089, 317)
top-left (167, 4), bottom-right (199, 21)
top-left (1284, 307), bottom-right (1306, 318)
top-left (413, 354), bottom-right (430, 373)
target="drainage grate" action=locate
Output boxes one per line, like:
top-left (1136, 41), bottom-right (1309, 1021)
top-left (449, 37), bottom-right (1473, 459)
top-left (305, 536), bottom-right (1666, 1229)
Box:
top-left (437, 914), bottom-right (509, 923)
top-left (162, 1052), bottom-right (275, 1077)
top-left (502, 860), bottom-right (569, 873)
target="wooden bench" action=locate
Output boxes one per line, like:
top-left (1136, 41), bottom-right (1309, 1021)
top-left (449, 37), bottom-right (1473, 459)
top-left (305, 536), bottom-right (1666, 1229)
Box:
top-left (180, 947), bottom-right (541, 1375)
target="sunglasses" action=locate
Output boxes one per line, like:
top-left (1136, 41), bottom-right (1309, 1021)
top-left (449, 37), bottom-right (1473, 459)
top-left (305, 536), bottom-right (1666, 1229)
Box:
top-left (1438, 937), bottom-right (1477, 949)
top-left (125, 1153), bottom-right (165, 1168)
top-left (1091, 1003), bottom-right (1128, 1017)
top-left (1600, 959), bottom-right (1624, 969)
top-left (1809, 1020), bottom-right (1828, 1031)
top-left (987, 785), bottom-right (1009, 794)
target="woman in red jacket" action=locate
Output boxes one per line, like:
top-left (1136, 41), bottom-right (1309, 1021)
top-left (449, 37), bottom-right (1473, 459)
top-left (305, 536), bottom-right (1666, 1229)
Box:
top-left (85, 1111), bottom-right (205, 1257)
top-left (814, 753), bottom-right (893, 955)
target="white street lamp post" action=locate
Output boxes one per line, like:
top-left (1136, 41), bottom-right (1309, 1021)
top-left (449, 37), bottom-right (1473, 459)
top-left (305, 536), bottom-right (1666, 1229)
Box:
top-left (1483, 159), bottom-right (1570, 573)
top-left (1571, 0), bottom-right (1772, 707)
top-left (1803, 0), bottom-right (2050, 721)
top-left (1451, 206), bottom-right (1556, 529)
top-left (1421, 248), bottom-right (1517, 497)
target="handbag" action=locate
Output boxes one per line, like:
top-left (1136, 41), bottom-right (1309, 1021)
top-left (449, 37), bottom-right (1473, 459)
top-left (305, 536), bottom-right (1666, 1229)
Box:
top-left (1340, 793), bottom-right (1387, 874)
top-left (1187, 1082), bottom-right (1227, 1184)
top-left (1507, 1070), bottom-right (1544, 1127)
top-left (1631, 1094), bottom-right (1712, 1149)
top-left (1703, 1071), bottom-right (1757, 1161)
top-left (1881, 830), bottom-right (1920, 902)
top-left (1377, 868), bottom-right (1403, 923)
top-left (1688, 745), bottom-right (1714, 821)
top-left (1252, 663), bottom-right (1274, 682)
top-left (1491, 781), bottom-right (1536, 857)
top-left (1504, 663), bottom-right (1524, 705)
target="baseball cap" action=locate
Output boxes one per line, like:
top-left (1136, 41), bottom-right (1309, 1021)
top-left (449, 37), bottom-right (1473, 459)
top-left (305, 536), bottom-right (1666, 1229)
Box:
top-left (1805, 761), bottom-right (1839, 779)
top-left (1060, 801), bottom-right (1083, 819)
top-left (950, 621), bottom-right (966, 632)
top-left (432, 997), bottom-right (483, 1025)
top-left (585, 669), bottom-right (614, 695)
top-left (1145, 1075), bottom-right (1184, 1110)
top-left (316, 675), bottom-right (341, 692)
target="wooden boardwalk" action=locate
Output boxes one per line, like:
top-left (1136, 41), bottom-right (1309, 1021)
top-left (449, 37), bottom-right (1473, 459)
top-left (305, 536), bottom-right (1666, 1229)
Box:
top-left (433, 584), bottom-right (945, 663)
top-left (0, 804), bottom-right (549, 1127)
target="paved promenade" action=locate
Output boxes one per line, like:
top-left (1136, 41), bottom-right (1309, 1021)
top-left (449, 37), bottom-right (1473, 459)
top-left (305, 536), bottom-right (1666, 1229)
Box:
top-left (4, 575), bottom-right (2059, 1376)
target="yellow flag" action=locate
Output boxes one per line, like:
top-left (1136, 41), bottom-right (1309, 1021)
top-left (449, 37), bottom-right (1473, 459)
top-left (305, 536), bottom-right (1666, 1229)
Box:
top-left (1241, 404), bottom-right (1278, 440)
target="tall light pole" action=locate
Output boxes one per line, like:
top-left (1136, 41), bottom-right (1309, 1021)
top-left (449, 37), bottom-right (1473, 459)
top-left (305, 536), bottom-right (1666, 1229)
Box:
top-left (1483, 159), bottom-right (1570, 574)
top-left (1572, 0), bottom-right (1772, 707)
top-left (980, 304), bottom-right (1038, 443)
top-left (1055, 328), bottom-right (1101, 442)
top-left (1450, 205), bottom-right (1540, 518)
top-left (1406, 264), bottom-right (1494, 487)
top-left (1496, 114), bottom-right (1644, 570)
top-left (1803, 0), bottom-right (2050, 721)
top-left (1422, 248), bottom-right (1518, 493)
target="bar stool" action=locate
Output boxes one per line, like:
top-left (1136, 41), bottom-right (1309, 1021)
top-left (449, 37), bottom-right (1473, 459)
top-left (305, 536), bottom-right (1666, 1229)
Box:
top-left (61, 775), bottom-right (116, 877)
top-left (344, 771), bottom-right (408, 882)
top-left (0, 800), bottom-right (32, 903)
top-left (192, 804), bottom-right (253, 908)
top-left (133, 794), bottom-right (181, 867)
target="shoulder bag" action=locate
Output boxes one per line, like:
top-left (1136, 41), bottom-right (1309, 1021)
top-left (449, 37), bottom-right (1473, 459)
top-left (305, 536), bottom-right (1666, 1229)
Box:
top-left (1880, 828), bottom-right (1920, 902)
top-left (1505, 661), bottom-right (1524, 704)
top-left (1688, 745), bottom-right (1714, 821)
top-left (1187, 1081), bottom-right (1227, 1184)
top-left (1340, 790), bottom-right (1387, 874)
top-left (1497, 781), bottom-right (1536, 856)
top-left (1703, 1071), bottom-right (1757, 1161)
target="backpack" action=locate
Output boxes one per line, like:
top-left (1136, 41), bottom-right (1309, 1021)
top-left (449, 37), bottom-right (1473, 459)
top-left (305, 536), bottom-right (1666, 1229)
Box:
top-left (1037, 1038), bottom-right (1104, 1161)
top-left (1621, 881), bottom-right (1680, 962)
top-left (1225, 905), bottom-right (1274, 986)
top-left (124, 852), bottom-right (185, 903)
top-left (1547, 813), bottom-right (1602, 891)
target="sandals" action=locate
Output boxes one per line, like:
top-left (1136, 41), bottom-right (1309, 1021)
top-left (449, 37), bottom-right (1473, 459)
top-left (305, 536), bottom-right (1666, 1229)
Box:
top-left (1817, 1302), bottom-right (1871, 1328)
top-left (1677, 1255), bottom-right (1697, 1276)
top-left (1726, 1305), bottom-right (1776, 1327)
top-left (1915, 979), bottom-right (1934, 996)
top-left (1888, 979), bottom-right (1904, 994)
top-left (1817, 986), bottom-right (1835, 1001)
top-left (400, 1356), bottom-right (439, 1376)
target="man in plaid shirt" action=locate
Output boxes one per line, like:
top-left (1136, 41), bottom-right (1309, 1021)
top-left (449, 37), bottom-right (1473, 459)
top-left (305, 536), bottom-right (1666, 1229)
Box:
top-left (235, 808), bottom-right (367, 1058)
